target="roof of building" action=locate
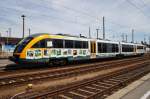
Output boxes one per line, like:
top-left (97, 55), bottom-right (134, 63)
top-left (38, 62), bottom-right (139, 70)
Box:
top-left (0, 37), bottom-right (22, 45)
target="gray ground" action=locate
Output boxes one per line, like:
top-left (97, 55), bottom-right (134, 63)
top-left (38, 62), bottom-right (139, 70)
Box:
top-left (121, 78), bottom-right (150, 99)
top-left (0, 59), bottom-right (14, 67)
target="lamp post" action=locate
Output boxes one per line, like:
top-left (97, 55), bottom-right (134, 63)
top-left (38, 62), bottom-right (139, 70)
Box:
top-left (29, 28), bottom-right (31, 36)
top-left (96, 29), bottom-right (99, 39)
top-left (21, 15), bottom-right (26, 38)
top-left (8, 28), bottom-right (11, 37)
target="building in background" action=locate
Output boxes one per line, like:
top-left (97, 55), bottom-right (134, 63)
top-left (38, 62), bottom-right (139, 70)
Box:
top-left (0, 37), bottom-right (21, 53)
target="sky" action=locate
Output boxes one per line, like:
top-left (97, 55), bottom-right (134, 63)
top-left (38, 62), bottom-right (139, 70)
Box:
top-left (0, 0), bottom-right (150, 43)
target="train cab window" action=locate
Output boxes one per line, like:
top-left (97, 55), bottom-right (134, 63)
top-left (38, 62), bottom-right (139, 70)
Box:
top-left (65, 40), bottom-right (73, 48)
top-left (52, 39), bottom-right (63, 48)
top-left (14, 37), bottom-right (33, 53)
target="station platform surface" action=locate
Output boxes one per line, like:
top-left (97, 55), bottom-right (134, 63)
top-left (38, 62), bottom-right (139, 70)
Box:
top-left (107, 72), bottom-right (150, 99)
top-left (0, 59), bottom-right (14, 67)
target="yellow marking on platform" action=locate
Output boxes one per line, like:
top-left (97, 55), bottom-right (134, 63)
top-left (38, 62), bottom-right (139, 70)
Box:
top-left (59, 94), bottom-right (72, 99)
top-left (69, 91), bottom-right (87, 98)
top-left (78, 88), bottom-right (95, 94)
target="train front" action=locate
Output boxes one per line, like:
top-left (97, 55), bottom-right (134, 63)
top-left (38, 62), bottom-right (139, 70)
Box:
top-left (9, 33), bottom-right (50, 64)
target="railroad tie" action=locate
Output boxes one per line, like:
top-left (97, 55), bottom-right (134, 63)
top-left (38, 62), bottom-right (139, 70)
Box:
top-left (92, 84), bottom-right (104, 88)
top-left (107, 78), bottom-right (123, 82)
top-left (97, 82), bottom-right (113, 87)
top-left (69, 91), bottom-right (87, 98)
top-left (59, 94), bottom-right (72, 99)
top-left (103, 80), bottom-right (120, 84)
top-left (85, 86), bottom-right (101, 91)
top-left (77, 88), bottom-right (95, 94)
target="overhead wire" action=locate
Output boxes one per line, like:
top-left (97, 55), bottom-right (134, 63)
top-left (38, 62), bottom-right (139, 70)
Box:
top-left (50, 0), bottom-right (132, 30)
top-left (126, 0), bottom-right (150, 19)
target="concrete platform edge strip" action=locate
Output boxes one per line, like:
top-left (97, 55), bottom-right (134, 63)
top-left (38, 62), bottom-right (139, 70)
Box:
top-left (106, 72), bottom-right (150, 99)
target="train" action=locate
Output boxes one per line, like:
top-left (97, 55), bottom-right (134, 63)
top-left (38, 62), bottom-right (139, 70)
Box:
top-left (9, 33), bottom-right (146, 64)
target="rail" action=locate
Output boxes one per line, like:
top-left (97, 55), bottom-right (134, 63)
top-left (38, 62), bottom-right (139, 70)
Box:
top-left (17, 62), bottom-right (150, 99)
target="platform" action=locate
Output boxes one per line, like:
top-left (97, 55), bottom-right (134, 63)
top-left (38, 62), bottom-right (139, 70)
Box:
top-left (0, 59), bottom-right (14, 67)
top-left (106, 72), bottom-right (150, 99)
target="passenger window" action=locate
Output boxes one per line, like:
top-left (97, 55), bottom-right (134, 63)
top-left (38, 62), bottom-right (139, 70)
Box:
top-left (32, 39), bottom-right (46, 48)
top-left (65, 40), bottom-right (73, 48)
top-left (82, 41), bottom-right (88, 49)
top-left (52, 39), bottom-right (64, 48)
top-left (47, 41), bottom-right (53, 47)
top-left (75, 41), bottom-right (82, 48)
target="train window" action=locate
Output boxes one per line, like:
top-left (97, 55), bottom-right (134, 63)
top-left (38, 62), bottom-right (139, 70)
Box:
top-left (98, 43), bottom-right (118, 53)
top-left (98, 43), bottom-right (107, 53)
top-left (98, 43), bottom-right (102, 53)
top-left (122, 45), bottom-right (134, 52)
top-left (103, 43), bottom-right (107, 53)
top-left (107, 43), bottom-right (112, 53)
top-left (112, 44), bottom-right (119, 52)
top-left (65, 40), bottom-right (73, 48)
top-left (75, 41), bottom-right (82, 48)
top-left (14, 37), bottom-right (33, 53)
top-left (32, 39), bottom-right (46, 48)
top-left (52, 39), bottom-right (63, 48)
top-left (82, 41), bottom-right (88, 49)
top-left (47, 41), bottom-right (53, 47)
top-left (137, 46), bottom-right (143, 49)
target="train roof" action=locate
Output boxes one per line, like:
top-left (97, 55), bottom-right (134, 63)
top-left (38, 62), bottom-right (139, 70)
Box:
top-left (96, 39), bottom-right (119, 44)
top-left (120, 42), bottom-right (145, 46)
top-left (29, 33), bottom-right (144, 46)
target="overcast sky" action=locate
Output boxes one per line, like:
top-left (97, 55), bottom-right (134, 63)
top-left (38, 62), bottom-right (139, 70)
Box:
top-left (0, 0), bottom-right (150, 43)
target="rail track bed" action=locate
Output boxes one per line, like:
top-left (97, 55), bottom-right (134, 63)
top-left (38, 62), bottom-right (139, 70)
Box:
top-left (0, 57), bottom-right (148, 89)
top-left (0, 56), bottom-right (146, 76)
top-left (0, 56), bottom-right (149, 98)
top-left (16, 61), bottom-right (150, 99)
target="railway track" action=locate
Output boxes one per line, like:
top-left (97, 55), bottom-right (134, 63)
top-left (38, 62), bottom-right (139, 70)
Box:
top-left (0, 57), bottom-right (148, 89)
top-left (0, 56), bottom-right (148, 77)
top-left (0, 56), bottom-right (147, 75)
top-left (16, 61), bottom-right (150, 99)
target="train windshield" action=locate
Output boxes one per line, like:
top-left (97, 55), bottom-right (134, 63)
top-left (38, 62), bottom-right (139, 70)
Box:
top-left (14, 37), bottom-right (33, 53)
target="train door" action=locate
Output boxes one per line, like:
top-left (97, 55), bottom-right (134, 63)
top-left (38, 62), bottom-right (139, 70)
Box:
top-left (90, 41), bottom-right (96, 58)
